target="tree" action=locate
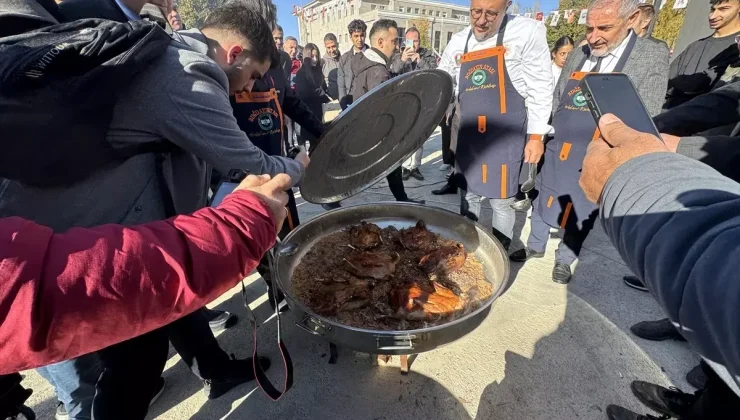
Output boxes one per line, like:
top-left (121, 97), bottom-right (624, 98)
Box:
top-left (652, 0), bottom-right (687, 49)
top-left (177, 0), bottom-right (215, 29)
top-left (408, 17), bottom-right (432, 48)
top-left (545, 0), bottom-right (589, 48)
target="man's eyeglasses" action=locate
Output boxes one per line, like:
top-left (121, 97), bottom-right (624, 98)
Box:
top-left (470, 8), bottom-right (500, 21)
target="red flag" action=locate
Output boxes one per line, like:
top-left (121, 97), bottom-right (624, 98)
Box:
top-left (535, 11), bottom-right (544, 21)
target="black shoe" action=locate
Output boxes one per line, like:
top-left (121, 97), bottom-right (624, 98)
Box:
top-left (431, 183), bottom-right (457, 195)
top-left (203, 355), bottom-right (271, 400)
top-left (624, 275), bottom-right (648, 292)
top-left (322, 202), bottom-right (342, 210)
top-left (630, 318), bottom-right (686, 342)
top-left (630, 380), bottom-right (697, 418)
top-left (409, 168), bottom-right (424, 181)
top-left (149, 377), bottom-right (166, 407)
top-left (509, 247), bottom-right (545, 262)
top-left (552, 263), bottom-right (572, 284)
top-left (55, 401), bottom-right (68, 420)
top-left (206, 309), bottom-right (238, 333)
top-left (399, 198), bottom-right (425, 205)
top-left (606, 405), bottom-right (669, 420)
top-left (402, 168), bottom-right (411, 181)
top-left (686, 364), bottom-right (707, 389)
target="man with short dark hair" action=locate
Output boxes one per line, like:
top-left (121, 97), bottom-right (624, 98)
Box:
top-left (285, 35), bottom-right (301, 89)
top-left (323, 32), bottom-right (341, 99)
top-left (390, 26), bottom-right (438, 181)
top-left (663, 0), bottom-right (740, 109)
top-left (272, 24), bottom-right (292, 81)
top-left (347, 19), bottom-right (422, 205)
top-left (337, 19), bottom-right (369, 108)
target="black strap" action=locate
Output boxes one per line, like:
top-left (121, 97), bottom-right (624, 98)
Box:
top-left (241, 251), bottom-right (294, 401)
top-left (463, 14), bottom-right (509, 55)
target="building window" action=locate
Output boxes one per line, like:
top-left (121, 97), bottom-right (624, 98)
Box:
top-left (434, 30), bottom-right (441, 50)
top-left (414, 7), bottom-right (419, 13)
top-left (422, 9), bottom-right (426, 14)
top-left (351, 5), bottom-right (354, 14)
top-left (443, 12), bottom-right (447, 17)
top-left (398, 26), bottom-right (406, 46)
top-left (380, 6), bottom-right (385, 9)
top-left (398, 6), bottom-right (403, 12)
top-left (371, 4), bottom-right (376, 9)
top-left (447, 31), bottom-right (453, 43)
top-left (436, 11), bottom-right (440, 16)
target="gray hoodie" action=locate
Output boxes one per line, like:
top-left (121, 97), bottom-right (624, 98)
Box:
top-left (0, 24), bottom-right (303, 231)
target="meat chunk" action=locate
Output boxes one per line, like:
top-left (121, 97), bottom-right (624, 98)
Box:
top-left (398, 220), bottom-right (437, 251)
top-left (311, 279), bottom-right (371, 315)
top-left (418, 243), bottom-right (466, 274)
top-left (343, 251), bottom-right (400, 280)
top-left (349, 222), bottom-right (383, 249)
top-left (392, 282), bottom-right (464, 321)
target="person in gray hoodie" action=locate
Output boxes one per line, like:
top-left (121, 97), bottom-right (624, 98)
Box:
top-left (579, 114), bottom-right (740, 420)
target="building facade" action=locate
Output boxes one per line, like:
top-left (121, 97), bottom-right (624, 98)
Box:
top-left (294, 0), bottom-right (471, 56)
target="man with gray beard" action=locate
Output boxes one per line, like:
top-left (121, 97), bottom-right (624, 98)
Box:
top-left (509, 0), bottom-right (668, 284)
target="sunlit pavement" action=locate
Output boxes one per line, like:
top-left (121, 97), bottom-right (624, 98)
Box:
top-left (22, 129), bottom-right (697, 419)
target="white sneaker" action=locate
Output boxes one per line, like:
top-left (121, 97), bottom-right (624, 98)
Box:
top-left (439, 163), bottom-right (450, 171)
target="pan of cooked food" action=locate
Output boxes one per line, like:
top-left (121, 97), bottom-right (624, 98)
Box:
top-left (272, 202), bottom-right (511, 355)
top-left (271, 69), bottom-right (511, 354)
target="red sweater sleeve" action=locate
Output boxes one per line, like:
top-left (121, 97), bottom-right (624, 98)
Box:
top-left (0, 190), bottom-right (276, 374)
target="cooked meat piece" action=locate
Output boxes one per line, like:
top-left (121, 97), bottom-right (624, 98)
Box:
top-left (392, 281), bottom-right (464, 320)
top-left (339, 299), bottom-right (369, 312)
top-left (312, 280), bottom-right (370, 315)
top-left (418, 243), bottom-right (466, 274)
top-left (398, 220), bottom-right (437, 251)
top-left (343, 251), bottom-right (400, 280)
top-left (349, 222), bottom-right (383, 249)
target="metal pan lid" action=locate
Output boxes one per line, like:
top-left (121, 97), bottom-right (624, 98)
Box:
top-left (300, 69), bottom-right (454, 204)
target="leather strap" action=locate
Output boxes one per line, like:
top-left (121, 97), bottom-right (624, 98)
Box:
top-left (241, 251), bottom-right (294, 401)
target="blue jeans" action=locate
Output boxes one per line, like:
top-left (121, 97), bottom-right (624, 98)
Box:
top-left (37, 354), bottom-right (102, 420)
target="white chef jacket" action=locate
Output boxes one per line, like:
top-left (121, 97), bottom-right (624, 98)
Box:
top-left (580, 31), bottom-right (635, 72)
top-left (439, 16), bottom-right (554, 135)
top-left (551, 62), bottom-right (562, 88)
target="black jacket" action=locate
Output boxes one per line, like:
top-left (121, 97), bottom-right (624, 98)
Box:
top-left (389, 47), bottom-right (437, 76)
top-left (349, 48), bottom-right (390, 103)
top-left (58, 0), bottom-right (126, 21)
top-left (279, 50), bottom-right (292, 86)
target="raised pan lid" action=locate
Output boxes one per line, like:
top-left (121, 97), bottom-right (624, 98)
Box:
top-left (300, 69), bottom-right (453, 204)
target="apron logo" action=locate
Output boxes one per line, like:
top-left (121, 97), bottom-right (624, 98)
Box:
top-left (471, 69), bottom-right (487, 86)
top-left (258, 113), bottom-right (274, 131)
top-left (573, 92), bottom-right (587, 107)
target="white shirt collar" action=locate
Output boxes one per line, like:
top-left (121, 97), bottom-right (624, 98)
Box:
top-left (114, 0), bottom-right (142, 21)
top-left (583, 30), bottom-right (634, 72)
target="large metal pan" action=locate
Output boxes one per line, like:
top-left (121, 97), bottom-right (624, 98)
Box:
top-left (272, 202), bottom-right (511, 355)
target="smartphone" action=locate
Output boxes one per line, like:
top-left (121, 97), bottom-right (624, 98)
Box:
top-left (405, 39), bottom-right (414, 49)
top-left (210, 182), bottom-right (239, 207)
top-left (579, 73), bottom-right (662, 141)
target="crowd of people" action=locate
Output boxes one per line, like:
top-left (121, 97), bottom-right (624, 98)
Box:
top-left (0, 0), bottom-right (739, 418)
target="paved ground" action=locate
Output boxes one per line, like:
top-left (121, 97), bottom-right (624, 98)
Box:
top-left (21, 130), bottom-right (697, 419)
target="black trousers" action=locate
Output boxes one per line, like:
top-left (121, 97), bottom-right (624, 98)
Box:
top-left (92, 309), bottom-right (232, 419)
top-left (680, 361), bottom-right (740, 419)
top-left (386, 166), bottom-right (408, 201)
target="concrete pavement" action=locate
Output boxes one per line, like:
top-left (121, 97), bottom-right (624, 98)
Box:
top-left (21, 130), bottom-right (697, 419)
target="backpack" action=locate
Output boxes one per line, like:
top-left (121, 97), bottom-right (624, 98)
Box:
top-left (0, 2), bottom-right (172, 187)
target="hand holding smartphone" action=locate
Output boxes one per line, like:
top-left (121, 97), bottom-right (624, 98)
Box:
top-left (578, 73), bottom-right (662, 142)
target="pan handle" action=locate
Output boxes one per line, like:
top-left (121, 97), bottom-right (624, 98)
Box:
top-left (295, 315), bottom-right (331, 337)
top-left (376, 335), bottom-right (417, 351)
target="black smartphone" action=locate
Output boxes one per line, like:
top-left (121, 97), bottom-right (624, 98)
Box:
top-left (579, 73), bottom-right (662, 141)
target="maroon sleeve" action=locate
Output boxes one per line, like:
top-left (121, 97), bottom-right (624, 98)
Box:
top-left (0, 190), bottom-right (277, 374)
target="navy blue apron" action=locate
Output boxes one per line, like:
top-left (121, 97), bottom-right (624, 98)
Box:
top-left (536, 34), bottom-right (637, 230)
top-left (454, 16), bottom-right (528, 199)
top-left (231, 77), bottom-right (299, 237)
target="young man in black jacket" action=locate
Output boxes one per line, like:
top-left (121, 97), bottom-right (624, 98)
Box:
top-left (348, 19), bottom-right (422, 205)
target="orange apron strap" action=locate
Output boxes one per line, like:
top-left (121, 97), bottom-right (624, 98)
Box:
top-left (500, 164), bottom-right (507, 198)
top-left (547, 195), bottom-right (554, 208)
top-left (497, 52), bottom-right (506, 114)
top-left (560, 202), bottom-right (573, 229)
top-left (478, 116), bottom-right (486, 133)
top-left (481, 164), bottom-right (488, 184)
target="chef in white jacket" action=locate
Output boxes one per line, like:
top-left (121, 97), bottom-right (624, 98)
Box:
top-left (438, 0), bottom-right (553, 250)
